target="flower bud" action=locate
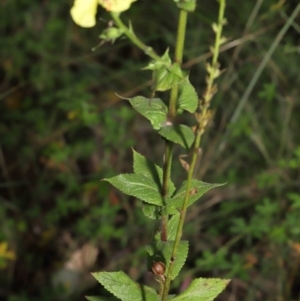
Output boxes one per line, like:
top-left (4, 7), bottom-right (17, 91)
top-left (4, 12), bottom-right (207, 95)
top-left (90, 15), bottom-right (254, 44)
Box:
top-left (151, 262), bottom-right (165, 276)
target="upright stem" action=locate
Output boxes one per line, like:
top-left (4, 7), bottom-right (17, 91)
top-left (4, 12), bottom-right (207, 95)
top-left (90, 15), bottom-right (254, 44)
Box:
top-left (175, 10), bottom-right (188, 64)
top-left (161, 9), bottom-right (188, 301)
top-left (162, 1), bottom-right (226, 300)
top-left (161, 140), bottom-right (173, 243)
top-left (169, 10), bottom-right (188, 118)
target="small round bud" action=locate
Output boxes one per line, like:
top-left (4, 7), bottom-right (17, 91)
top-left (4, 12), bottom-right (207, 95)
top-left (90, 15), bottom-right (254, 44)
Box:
top-left (152, 262), bottom-right (165, 276)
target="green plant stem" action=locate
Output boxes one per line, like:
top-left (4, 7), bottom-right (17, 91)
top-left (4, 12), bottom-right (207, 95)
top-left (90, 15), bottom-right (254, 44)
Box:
top-left (110, 12), bottom-right (162, 62)
top-left (169, 10), bottom-right (188, 118)
top-left (175, 10), bottom-right (188, 65)
top-left (161, 141), bottom-right (173, 242)
top-left (162, 1), bottom-right (226, 300)
top-left (161, 8), bottom-right (189, 301)
top-left (204, 0), bottom-right (226, 106)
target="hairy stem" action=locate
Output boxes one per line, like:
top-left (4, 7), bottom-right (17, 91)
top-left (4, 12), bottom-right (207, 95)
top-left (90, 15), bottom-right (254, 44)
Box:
top-left (161, 9), bottom-right (189, 301)
top-left (110, 12), bottom-right (162, 62)
top-left (162, 1), bottom-right (226, 300)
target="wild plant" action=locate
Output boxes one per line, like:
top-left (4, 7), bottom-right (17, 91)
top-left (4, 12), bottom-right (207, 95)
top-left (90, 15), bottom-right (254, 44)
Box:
top-left (70, 0), bottom-right (230, 300)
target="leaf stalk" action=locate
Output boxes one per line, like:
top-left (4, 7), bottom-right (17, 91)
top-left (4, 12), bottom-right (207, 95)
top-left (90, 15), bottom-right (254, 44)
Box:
top-left (110, 12), bottom-right (162, 62)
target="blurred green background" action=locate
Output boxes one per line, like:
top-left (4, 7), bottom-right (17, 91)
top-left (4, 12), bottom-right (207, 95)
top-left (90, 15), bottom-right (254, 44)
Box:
top-left (1, 0), bottom-right (300, 300)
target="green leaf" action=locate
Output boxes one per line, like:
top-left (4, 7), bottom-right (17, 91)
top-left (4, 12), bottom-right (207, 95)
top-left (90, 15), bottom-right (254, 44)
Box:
top-left (169, 63), bottom-right (184, 78)
top-left (176, 2), bottom-right (196, 12)
top-left (159, 125), bottom-right (195, 149)
top-left (177, 78), bottom-right (198, 113)
top-left (153, 63), bottom-right (184, 92)
top-left (143, 49), bottom-right (184, 92)
top-left (170, 241), bottom-right (189, 279)
top-left (143, 49), bottom-right (171, 71)
top-left (142, 202), bottom-right (163, 219)
top-left (132, 150), bottom-right (177, 219)
top-left (133, 149), bottom-right (176, 197)
top-left (99, 27), bottom-right (123, 43)
top-left (146, 240), bottom-right (189, 280)
top-left (172, 278), bottom-right (230, 301)
top-left (166, 180), bottom-right (224, 215)
top-left (104, 174), bottom-right (163, 206)
top-left (167, 213), bottom-right (180, 240)
top-left (153, 214), bottom-right (180, 242)
top-left (154, 213), bottom-right (180, 240)
top-left (92, 272), bottom-right (159, 301)
top-left (126, 96), bottom-right (168, 130)
top-left (161, 48), bottom-right (172, 64)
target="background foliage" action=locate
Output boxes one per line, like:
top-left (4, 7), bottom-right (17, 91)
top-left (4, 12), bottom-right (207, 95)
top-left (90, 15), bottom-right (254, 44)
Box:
top-left (1, 0), bottom-right (300, 300)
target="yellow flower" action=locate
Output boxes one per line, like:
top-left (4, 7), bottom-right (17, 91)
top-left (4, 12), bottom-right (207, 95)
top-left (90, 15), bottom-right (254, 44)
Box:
top-left (71, 0), bottom-right (138, 28)
top-left (71, 0), bottom-right (98, 28)
top-left (99, 0), bottom-right (137, 13)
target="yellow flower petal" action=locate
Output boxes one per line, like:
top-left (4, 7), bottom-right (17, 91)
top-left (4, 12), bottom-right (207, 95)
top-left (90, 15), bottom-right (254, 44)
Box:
top-left (0, 242), bottom-right (16, 260)
top-left (99, 0), bottom-right (137, 13)
top-left (70, 0), bottom-right (98, 28)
